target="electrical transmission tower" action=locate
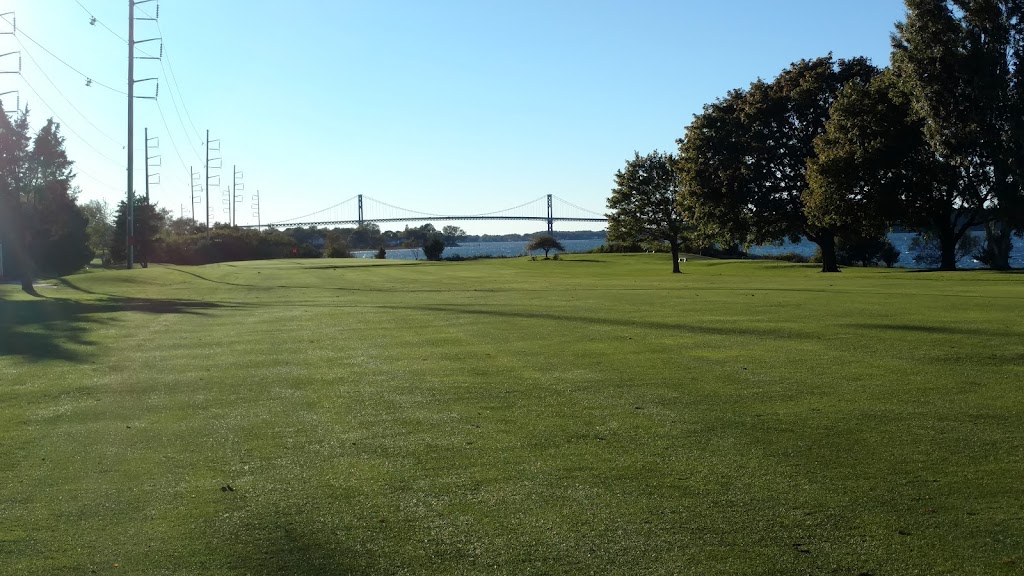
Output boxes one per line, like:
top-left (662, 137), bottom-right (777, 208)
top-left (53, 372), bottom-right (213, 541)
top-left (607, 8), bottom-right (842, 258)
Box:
top-left (0, 11), bottom-right (19, 114)
top-left (190, 166), bottom-right (202, 221)
top-left (251, 190), bottom-right (261, 231)
top-left (231, 165), bottom-right (244, 226)
top-left (204, 130), bottom-right (221, 232)
top-left (144, 128), bottom-right (160, 202)
top-left (127, 0), bottom-right (161, 269)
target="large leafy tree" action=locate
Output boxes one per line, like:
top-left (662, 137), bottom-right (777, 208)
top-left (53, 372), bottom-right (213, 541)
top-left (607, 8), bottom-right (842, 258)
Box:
top-left (607, 150), bottom-right (687, 273)
top-left (806, 73), bottom-right (930, 244)
top-left (677, 55), bottom-right (879, 272)
top-left (81, 199), bottom-right (115, 262)
top-left (888, 0), bottom-right (1024, 270)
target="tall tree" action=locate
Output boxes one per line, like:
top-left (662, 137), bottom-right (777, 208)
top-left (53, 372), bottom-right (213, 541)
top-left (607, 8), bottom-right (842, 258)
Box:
top-left (24, 120), bottom-right (92, 277)
top-left (678, 55), bottom-right (879, 272)
top-left (1, 111), bottom-right (91, 286)
top-left (806, 72), bottom-right (927, 244)
top-left (890, 0), bottom-right (1024, 269)
top-left (0, 105), bottom-right (32, 290)
top-left (607, 150), bottom-right (687, 273)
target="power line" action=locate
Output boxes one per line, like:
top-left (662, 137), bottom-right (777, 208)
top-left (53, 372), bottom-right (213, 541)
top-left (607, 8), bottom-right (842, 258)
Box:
top-left (155, 20), bottom-right (203, 143)
top-left (155, 95), bottom-right (191, 175)
top-left (0, 15), bottom-right (127, 96)
top-left (75, 168), bottom-right (123, 193)
top-left (159, 58), bottom-right (202, 161)
top-left (15, 36), bottom-right (125, 148)
top-left (17, 73), bottom-right (127, 169)
top-left (72, 0), bottom-right (126, 43)
top-left (70, 0), bottom-right (157, 58)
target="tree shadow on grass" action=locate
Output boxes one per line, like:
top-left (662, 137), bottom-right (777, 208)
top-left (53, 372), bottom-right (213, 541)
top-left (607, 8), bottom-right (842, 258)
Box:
top-left (0, 292), bottom-right (230, 363)
top-left (386, 303), bottom-right (812, 341)
top-left (203, 495), bottom-right (386, 576)
top-left (844, 322), bottom-right (1024, 338)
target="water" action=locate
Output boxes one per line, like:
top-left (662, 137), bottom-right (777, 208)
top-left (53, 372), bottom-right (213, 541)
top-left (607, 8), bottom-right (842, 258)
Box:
top-left (353, 233), bottom-right (1022, 268)
top-left (747, 231), bottom-right (1024, 269)
top-left (353, 239), bottom-right (607, 260)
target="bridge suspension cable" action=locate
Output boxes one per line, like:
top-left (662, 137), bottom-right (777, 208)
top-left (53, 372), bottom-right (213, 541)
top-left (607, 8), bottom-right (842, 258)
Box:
top-left (274, 195), bottom-right (358, 224)
top-left (553, 195), bottom-right (607, 218)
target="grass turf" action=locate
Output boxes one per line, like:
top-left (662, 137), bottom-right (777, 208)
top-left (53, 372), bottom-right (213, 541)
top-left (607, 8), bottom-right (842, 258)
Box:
top-left (1, 254), bottom-right (1022, 575)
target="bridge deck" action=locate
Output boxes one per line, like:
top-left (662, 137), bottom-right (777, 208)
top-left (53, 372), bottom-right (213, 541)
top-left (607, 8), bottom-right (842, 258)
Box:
top-left (241, 216), bottom-right (607, 229)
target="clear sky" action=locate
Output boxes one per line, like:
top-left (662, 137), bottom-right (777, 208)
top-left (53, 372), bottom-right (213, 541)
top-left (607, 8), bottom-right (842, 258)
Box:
top-left (2, 1), bottom-right (909, 234)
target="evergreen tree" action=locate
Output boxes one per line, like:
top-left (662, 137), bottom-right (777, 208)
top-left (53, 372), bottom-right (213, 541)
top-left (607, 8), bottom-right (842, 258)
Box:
top-left (111, 198), bottom-right (165, 266)
top-left (0, 105), bottom-right (32, 290)
top-left (24, 120), bottom-right (93, 277)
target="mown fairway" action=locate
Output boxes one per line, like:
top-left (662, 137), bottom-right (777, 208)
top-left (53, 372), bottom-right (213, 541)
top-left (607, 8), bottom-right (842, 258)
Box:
top-left (1, 255), bottom-right (1022, 575)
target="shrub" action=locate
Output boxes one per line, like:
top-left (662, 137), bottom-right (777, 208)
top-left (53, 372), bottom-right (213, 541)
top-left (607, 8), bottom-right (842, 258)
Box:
top-left (764, 252), bottom-right (809, 263)
top-left (880, 241), bottom-right (901, 268)
top-left (324, 231), bottom-right (352, 258)
top-left (422, 233), bottom-right (445, 261)
top-left (836, 235), bottom-right (888, 267)
top-left (375, 246), bottom-right (387, 259)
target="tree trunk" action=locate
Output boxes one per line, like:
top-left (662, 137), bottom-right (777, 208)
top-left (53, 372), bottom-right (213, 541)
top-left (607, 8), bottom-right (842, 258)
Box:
top-left (938, 228), bottom-right (957, 271)
top-left (16, 228), bottom-right (38, 295)
top-left (670, 241), bottom-right (681, 274)
top-left (816, 231), bottom-right (840, 273)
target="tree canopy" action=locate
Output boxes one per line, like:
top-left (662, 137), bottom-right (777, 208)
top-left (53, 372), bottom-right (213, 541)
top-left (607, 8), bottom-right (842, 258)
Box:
top-left (526, 235), bottom-right (566, 259)
top-left (677, 55), bottom-right (879, 272)
top-left (607, 150), bottom-right (687, 273)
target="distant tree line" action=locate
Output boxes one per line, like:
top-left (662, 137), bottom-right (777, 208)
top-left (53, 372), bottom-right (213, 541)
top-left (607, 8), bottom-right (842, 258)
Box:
top-left (608, 1), bottom-right (1024, 272)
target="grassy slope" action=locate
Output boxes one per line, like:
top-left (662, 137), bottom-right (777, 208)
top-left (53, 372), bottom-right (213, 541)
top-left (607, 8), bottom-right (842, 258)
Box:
top-left (1, 255), bottom-right (1022, 575)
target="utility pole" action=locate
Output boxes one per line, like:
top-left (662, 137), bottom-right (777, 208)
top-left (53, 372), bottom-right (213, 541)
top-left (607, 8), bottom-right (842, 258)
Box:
top-left (251, 190), bottom-right (261, 231)
top-left (190, 166), bottom-right (202, 221)
top-left (205, 130), bottom-right (221, 234)
top-left (144, 128), bottom-right (160, 202)
top-left (1, 12), bottom-right (22, 84)
top-left (126, 1), bottom-right (134, 268)
top-left (222, 185), bottom-right (231, 224)
top-left (232, 165), bottom-right (244, 227)
top-left (126, 0), bottom-right (160, 269)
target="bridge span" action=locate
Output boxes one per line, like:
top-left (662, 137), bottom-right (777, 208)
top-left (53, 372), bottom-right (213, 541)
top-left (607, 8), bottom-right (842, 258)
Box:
top-left (241, 194), bottom-right (608, 234)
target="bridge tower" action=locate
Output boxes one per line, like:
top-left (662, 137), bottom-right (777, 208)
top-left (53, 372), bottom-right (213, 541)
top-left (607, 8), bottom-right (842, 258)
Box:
top-left (358, 194), bottom-right (364, 228)
top-left (547, 194), bottom-right (554, 235)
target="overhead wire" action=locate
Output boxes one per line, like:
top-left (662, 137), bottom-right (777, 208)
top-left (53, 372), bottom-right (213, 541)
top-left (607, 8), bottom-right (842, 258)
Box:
top-left (154, 19), bottom-right (204, 143)
top-left (14, 36), bottom-right (125, 148)
top-left (0, 15), bottom-right (128, 96)
top-left (75, 168), bottom-right (124, 193)
top-left (72, 0), bottom-right (127, 43)
top-left (17, 73), bottom-right (127, 169)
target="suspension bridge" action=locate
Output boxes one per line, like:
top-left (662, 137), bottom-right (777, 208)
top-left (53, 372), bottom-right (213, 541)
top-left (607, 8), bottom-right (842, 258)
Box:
top-left (245, 194), bottom-right (608, 233)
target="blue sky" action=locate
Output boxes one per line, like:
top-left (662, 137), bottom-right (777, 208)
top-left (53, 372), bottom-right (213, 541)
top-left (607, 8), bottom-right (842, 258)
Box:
top-left (3, 1), bottom-right (908, 234)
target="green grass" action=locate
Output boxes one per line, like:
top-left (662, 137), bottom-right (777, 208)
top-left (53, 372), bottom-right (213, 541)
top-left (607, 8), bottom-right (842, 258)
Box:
top-left (1, 255), bottom-right (1022, 575)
